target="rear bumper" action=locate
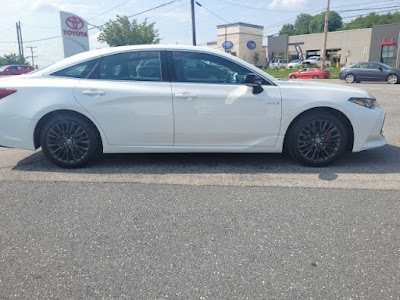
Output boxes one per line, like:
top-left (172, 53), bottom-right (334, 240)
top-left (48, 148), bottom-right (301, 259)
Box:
top-left (0, 116), bottom-right (35, 150)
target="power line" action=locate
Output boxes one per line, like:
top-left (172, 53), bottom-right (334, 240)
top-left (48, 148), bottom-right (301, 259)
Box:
top-left (87, 0), bottom-right (131, 21)
top-left (88, 0), bottom-right (182, 30)
top-left (212, 0), bottom-right (305, 12)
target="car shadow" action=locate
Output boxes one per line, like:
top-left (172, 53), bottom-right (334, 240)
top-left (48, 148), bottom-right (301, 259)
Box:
top-left (11, 144), bottom-right (400, 176)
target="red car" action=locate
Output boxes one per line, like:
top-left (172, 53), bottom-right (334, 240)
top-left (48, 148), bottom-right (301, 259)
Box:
top-left (288, 68), bottom-right (330, 79)
top-left (0, 65), bottom-right (34, 76)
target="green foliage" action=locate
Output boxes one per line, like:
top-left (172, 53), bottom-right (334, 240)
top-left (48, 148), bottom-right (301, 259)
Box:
top-left (279, 24), bottom-right (295, 36)
top-left (253, 52), bottom-right (260, 65)
top-left (0, 53), bottom-right (28, 66)
top-left (343, 12), bottom-right (400, 30)
top-left (279, 11), bottom-right (343, 36)
top-left (279, 10), bottom-right (400, 36)
top-left (98, 16), bottom-right (160, 47)
top-left (295, 14), bottom-right (314, 34)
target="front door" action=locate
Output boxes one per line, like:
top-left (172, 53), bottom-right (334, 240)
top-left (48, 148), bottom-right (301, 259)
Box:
top-left (73, 50), bottom-right (174, 146)
top-left (169, 51), bottom-right (281, 147)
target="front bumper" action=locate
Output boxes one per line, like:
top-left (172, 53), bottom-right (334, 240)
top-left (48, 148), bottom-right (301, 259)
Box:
top-left (353, 106), bottom-right (387, 152)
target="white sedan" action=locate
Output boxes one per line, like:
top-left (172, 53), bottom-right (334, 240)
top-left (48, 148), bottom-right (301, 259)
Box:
top-left (0, 45), bottom-right (386, 168)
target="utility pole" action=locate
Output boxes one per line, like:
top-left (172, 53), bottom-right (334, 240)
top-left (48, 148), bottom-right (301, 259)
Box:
top-left (26, 46), bottom-right (37, 67)
top-left (321, 0), bottom-right (330, 70)
top-left (16, 21), bottom-right (24, 57)
top-left (191, 0), bottom-right (196, 46)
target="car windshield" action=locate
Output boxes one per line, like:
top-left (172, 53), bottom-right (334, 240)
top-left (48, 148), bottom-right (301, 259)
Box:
top-left (290, 59), bottom-right (300, 63)
top-left (0, 66), bottom-right (8, 71)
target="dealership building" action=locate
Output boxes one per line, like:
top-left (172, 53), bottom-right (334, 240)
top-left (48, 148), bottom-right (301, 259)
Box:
top-left (207, 22), bottom-right (400, 68)
top-left (207, 22), bottom-right (266, 66)
top-left (268, 23), bottom-right (400, 67)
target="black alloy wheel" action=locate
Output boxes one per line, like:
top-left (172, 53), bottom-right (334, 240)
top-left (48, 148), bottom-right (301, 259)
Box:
top-left (287, 112), bottom-right (347, 167)
top-left (41, 114), bottom-right (101, 168)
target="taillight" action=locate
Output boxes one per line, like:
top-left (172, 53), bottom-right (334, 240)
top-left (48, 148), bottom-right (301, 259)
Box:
top-left (0, 88), bottom-right (17, 100)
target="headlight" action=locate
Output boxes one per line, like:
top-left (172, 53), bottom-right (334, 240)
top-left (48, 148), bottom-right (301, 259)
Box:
top-left (348, 97), bottom-right (376, 108)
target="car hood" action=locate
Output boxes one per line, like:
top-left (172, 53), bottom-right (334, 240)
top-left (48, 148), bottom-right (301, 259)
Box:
top-left (274, 79), bottom-right (372, 98)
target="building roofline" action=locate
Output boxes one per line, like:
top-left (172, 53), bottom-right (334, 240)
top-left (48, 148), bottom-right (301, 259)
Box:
top-left (217, 22), bottom-right (263, 29)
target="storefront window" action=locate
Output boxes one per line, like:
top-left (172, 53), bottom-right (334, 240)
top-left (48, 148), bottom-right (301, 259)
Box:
top-left (381, 45), bottom-right (395, 67)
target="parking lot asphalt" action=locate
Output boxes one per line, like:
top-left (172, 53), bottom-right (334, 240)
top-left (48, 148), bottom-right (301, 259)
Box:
top-left (0, 80), bottom-right (399, 191)
top-left (1, 80), bottom-right (400, 299)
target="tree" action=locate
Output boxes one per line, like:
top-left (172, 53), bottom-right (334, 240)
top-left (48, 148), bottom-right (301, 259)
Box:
top-left (343, 12), bottom-right (400, 30)
top-left (253, 52), bottom-right (260, 65)
top-left (294, 14), bottom-right (313, 34)
top-left (0, 53), bottom-right (28, 66)
top-left (98, 16), bottom-right (160, 47)
top-left (278, 11), bottom-right (342, 36)
top-left (309, 11), bottom-right (342, 33)
top-left (279, 24), bottom-right (295, 36)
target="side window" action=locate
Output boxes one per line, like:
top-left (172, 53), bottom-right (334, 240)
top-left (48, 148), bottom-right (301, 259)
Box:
top-left (91, 51), bottom-right (161, 81)
top-left (9, 66), bottom-right (18, 71)
top-left (359, 63), bottom-right (369, 69)
top-left (171, 51), bottom-right (266, 85)
top-left (308, 69), bottom-right (315, 72)
top-left (351, 64), bottom-right (360, 68)
top-left (51, 59), bottom-right (98, 78)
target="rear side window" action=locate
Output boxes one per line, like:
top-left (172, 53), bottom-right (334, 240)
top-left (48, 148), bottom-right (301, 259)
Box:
top-left (89, 51), bottom-right (161, 81)
top-left (51, 59), bottom-right (98, 78)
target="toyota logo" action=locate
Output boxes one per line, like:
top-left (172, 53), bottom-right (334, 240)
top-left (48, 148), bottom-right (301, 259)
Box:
top-left (66, 16), bottom-right (84, 30)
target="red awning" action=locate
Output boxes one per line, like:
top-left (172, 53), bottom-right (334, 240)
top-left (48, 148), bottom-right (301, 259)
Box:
top-left (381, 37), bottom-right (395, 46)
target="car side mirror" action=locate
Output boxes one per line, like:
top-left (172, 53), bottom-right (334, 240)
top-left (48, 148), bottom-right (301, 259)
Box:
top-left (244, 73), bottom-right (264, 95)
top-left (378, 67), bottom-right (383, 71)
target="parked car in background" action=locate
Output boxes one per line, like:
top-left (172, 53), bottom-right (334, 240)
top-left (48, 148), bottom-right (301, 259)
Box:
top-left (302, 56), bottom-right (330, 68)
top-left (339, 62), bottom-right (400, 84)
top-left (0, 65), bottom-right (34, 76)
top-left (288, 68), bottom-right (330, 79)
top-left (286, 59), bottom-right (303, 69)
top-left (269, 59), bottom-right (287, 69)
top-left (0, 45), bottom-right (386, 168)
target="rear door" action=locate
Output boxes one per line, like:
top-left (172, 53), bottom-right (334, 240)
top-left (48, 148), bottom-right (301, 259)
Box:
top-left (73, 50), bottom-right (174, 146)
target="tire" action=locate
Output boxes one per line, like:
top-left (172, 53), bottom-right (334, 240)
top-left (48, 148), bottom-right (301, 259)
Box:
top-left (345, 74), bottom-right (355, 83)
top-left (40, 113), bottom-right (101, 168)
top-left (290, 75), bottom-right (296, 79)
top-left (312, 75), bottom-right (319, 79)
top-left (387, 74), bottom-right (398, 84)
top-left (286, 112), bottom-right (348, 167)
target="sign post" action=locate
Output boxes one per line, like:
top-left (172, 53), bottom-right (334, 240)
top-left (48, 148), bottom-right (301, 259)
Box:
top-left (60, 11), bottom-right (89, 58)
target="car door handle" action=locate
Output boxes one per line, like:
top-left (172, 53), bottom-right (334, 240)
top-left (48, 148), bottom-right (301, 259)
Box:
top-left (174, 93), bottom-right (198, 100)
top-left (82, 89), bottom-right (105, 96)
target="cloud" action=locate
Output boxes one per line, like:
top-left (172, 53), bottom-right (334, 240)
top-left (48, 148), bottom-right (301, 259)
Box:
top-left (31, 0), bottom-right (61, 12)
top-left (268, 0), bottom-right (310, 9)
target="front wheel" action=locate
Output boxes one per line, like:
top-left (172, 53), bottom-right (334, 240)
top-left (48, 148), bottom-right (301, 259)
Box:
top-left (286, 112), bottom-right (348, 167)
top-left (345, 74), bottom-right (355, 83)
top-left (40, 114), bottom-right (101, 168)
top-left (387, 74), bottom-right (398, 84)
top-left (290, 75), bottom-right (296, 79)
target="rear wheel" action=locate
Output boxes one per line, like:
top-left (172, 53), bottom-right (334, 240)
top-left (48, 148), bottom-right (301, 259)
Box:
top-left (312, 75), bottom-right (319, 79)
top-left (345, 74), bottom-right (355, 83)
top-left (40, 114), bottom-right (101, 168)
top-left (287, 112), bottom-right (348, 167)
top-left (387, 74), bottom-right (398, 84)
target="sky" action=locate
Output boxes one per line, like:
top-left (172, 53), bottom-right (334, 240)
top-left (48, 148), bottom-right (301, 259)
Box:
top-left (0, 0), bottom-right (397, 67)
